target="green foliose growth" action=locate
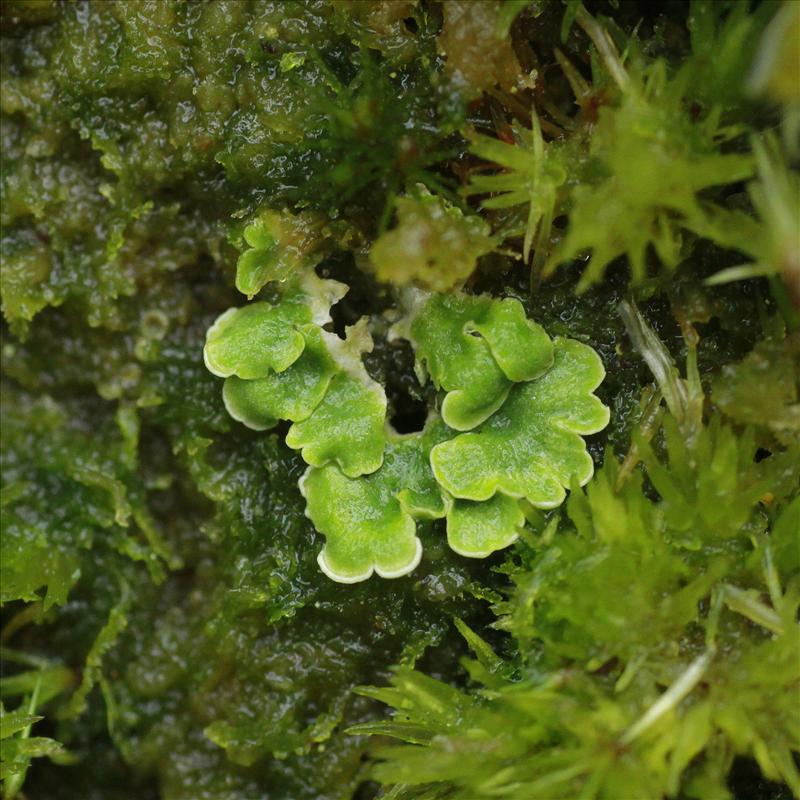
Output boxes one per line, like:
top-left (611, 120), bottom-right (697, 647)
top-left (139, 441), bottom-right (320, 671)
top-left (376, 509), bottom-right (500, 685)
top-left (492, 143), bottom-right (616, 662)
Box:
top-left (223, 325), bottom-right (338, 432)
top-left (2, 1), bottom-right (799, 798)
top-left (369, 190), bottom-right (494, 291)
top-left (234, 209), bottom-right (330, 299)
top-left (205, 282), bottom-right (387, 479)
top-left (207, 286), bottom-right (607, 581)
top-left (300, 419), bottom-right (449, 583)
top-left (283, 320), bottom-right (388, 478)
top-left (430, 337), bottom-right (610, 508)
top-left (396, 292), bottom-right (555, 430)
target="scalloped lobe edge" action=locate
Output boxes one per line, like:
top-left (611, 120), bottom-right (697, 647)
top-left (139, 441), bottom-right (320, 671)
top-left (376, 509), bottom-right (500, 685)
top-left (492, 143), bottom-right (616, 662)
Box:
top-left (291, 440), bottom-right (385, 478)
top-left (551, 404), bottom-right (612, 436)
top-left (286, 398), bottom-right (387, 476)
top-left (221, 379), bottom-right (277, 432)
top-left (316, 538), bottom-right (423, 584)
top-left (445, 491), bottom-right (524, 558)
top-left (211, 294), bottom-right (612, 580)
top-left (467, 300), bottom-right (556, 384)
top-left (440, 383), bottom-right (511, 431)
top-left (548, 337), bottom-right (610, 437)
top-left (551, 335), bottom-right (608, 393)
top-left (203, 307), bottom-right (240, 378)
top-left (447, 532), bottom-right (520, 559)
top-left (430, 442), bottom-right (598, 507)
top-left (205, 274), bottom-right (347, 377)
top-left (221, 341), bottom-right (338, 432)
top-left (428, 334), bottom-right (610, 507)
top-left (300, 466), bottom-right (425, 583)
top-left (203, 308), bottom-right (307, 379)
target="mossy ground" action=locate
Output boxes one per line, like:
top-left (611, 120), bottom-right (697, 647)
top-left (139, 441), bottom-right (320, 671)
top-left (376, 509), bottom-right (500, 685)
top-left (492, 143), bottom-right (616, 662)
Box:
top-left (1, 2), bottom-right (798, 799)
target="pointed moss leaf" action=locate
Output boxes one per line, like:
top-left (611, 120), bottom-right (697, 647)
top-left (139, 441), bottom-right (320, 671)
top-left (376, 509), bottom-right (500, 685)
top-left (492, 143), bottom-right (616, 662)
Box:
top-left (222, 326), bottom-right (337, 431)
top-left (403, 293), bottom-right (553, 431)
top-left (1, 736), bottom-right (63, 761)
top-left (286, 321), bottom-right (387, 477)
top-left (0, 665), bottom-right (73, 705)
top-left (446, 493), bottom-right (524, 558)
top-left (203, 303), bottom-right (307, 379)
top-left (300, 422), bottom-right (448, 583)
top-left (431, 338), bottom-right (609, 508)
top-left (0, 708), bottom-right (42, 740)
top-left (203, 273), bottom-right (346, 379)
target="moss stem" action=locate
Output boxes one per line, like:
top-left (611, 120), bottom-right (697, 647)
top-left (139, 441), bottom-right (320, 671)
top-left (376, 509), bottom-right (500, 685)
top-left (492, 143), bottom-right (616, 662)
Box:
top-left (620, 650), bottom-right (712, 745)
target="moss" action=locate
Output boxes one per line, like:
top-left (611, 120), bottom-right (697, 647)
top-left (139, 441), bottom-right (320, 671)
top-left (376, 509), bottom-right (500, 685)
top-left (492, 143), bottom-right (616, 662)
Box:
top-left (1, 1), bottom-right (797, 799)
top-left (355, 431), bottom-right (800, 798)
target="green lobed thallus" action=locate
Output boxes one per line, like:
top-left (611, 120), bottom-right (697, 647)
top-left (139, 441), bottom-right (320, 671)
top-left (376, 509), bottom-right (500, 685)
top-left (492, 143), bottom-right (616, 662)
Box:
top-left (204, 250), bottom-right (609, 582)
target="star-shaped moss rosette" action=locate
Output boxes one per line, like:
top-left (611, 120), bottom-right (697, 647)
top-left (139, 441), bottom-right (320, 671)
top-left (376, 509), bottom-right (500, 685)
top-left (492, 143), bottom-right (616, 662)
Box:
top-left (300, 419), bottom-right (450, 583)
top-left (431, 337), bottom-right (610, 509)
top-left (203, 271), bottom-right (346, 379)
top-left (395, 292), bottom-right (554, 431)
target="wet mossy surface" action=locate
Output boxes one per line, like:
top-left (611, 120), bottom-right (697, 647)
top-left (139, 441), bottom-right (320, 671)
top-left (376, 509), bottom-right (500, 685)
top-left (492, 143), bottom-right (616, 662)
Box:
top-left (2, 2), bottom-right (798, 799)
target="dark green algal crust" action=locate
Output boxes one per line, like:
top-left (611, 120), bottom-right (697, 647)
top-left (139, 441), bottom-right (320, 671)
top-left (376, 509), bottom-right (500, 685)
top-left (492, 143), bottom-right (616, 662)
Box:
top-left (1, 2), bottom-right (798, 799)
